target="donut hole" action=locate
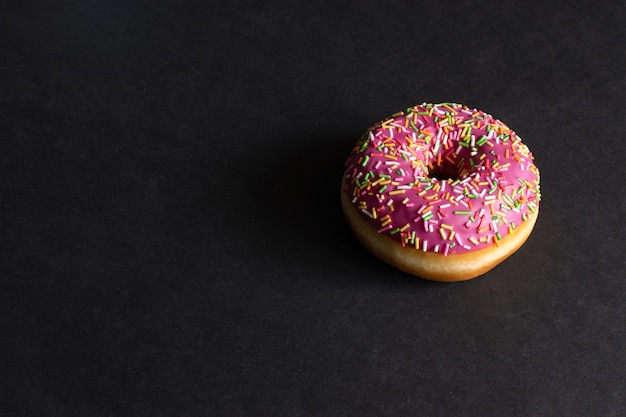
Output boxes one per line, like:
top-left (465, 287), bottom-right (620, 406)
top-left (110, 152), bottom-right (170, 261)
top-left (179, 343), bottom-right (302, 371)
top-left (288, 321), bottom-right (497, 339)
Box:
top-left (427, 158), bottom-right (460, 181)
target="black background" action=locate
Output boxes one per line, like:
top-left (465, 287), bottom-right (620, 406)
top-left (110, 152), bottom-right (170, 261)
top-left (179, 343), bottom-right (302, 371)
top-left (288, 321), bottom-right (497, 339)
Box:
top-left (2, 0), bottom-right (625, 416)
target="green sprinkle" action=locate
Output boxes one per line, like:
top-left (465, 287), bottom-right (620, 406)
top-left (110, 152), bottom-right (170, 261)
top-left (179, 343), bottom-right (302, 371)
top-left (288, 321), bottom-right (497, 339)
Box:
top-left (491, 215), bottom-right (499, 221)
top-left (361, 155), bottom-right (369, 166)
top-left (378, 185), bottom-right (387, 194)
top-left (390, 228), bottom-right (400, 235)
top-left (422, 213), bottom-right (434, 221)
top-left (454, 210), bottom-right (472, 215)
top-left (496, 232), bottom-right (502, 240)
top-left (409, 120), bottom-right (419, 132)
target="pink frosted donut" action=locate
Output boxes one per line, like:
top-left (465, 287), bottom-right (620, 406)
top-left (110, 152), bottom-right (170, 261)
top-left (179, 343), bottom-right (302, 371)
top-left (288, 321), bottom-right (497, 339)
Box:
top-left (341, 102), bottom-right (541, 282)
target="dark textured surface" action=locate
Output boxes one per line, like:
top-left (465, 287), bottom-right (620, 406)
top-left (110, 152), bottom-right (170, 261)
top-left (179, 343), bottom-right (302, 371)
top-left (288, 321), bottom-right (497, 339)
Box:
top-left (1, 0), bottom-right (625, 416)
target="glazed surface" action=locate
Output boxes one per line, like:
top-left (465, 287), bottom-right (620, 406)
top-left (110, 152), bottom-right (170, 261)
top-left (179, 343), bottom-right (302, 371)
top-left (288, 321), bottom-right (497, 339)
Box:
top-left (342, 103), bottom-right (541, 255)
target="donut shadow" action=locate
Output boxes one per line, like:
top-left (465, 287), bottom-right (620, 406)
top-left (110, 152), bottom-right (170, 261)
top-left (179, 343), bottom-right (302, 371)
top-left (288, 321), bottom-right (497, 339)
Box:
top-left (250, 127), bottom-right (434, 287)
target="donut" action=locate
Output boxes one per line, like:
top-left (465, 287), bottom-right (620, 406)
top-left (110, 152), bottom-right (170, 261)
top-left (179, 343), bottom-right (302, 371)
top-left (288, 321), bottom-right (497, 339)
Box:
top-left (341, 102), bottom-right (541, 282)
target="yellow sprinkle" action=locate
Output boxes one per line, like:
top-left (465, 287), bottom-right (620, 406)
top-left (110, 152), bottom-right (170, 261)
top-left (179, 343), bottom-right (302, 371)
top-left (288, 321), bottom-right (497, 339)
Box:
top-left (449, 230), bottom-right (455, 241)
top-left (400, 224), bottom-right (410, 232)
top-left (439, 228), bottom-right (448, 240)
top-left (469, 236), bottom-right (479, 245)
top-left (440, 223), bottom-right (454, 230)
top-left (388, 190), bottom-right (405, 196)
top-left (381, 218), bottom-right (392, 227)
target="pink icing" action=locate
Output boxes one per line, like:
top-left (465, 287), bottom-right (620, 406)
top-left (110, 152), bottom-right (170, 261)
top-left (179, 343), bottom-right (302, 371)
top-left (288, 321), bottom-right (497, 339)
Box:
top-left (343, 103), bottom-right (541, 255)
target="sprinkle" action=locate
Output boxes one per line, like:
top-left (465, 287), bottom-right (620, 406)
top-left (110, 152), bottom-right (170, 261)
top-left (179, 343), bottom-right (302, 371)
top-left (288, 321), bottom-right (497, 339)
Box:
top-left (454, 210), bottom-right (472, 215)
top-left (377, 224), bottom-right (393, 233)
top-left (388, 190), bottom-right (406, 195)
